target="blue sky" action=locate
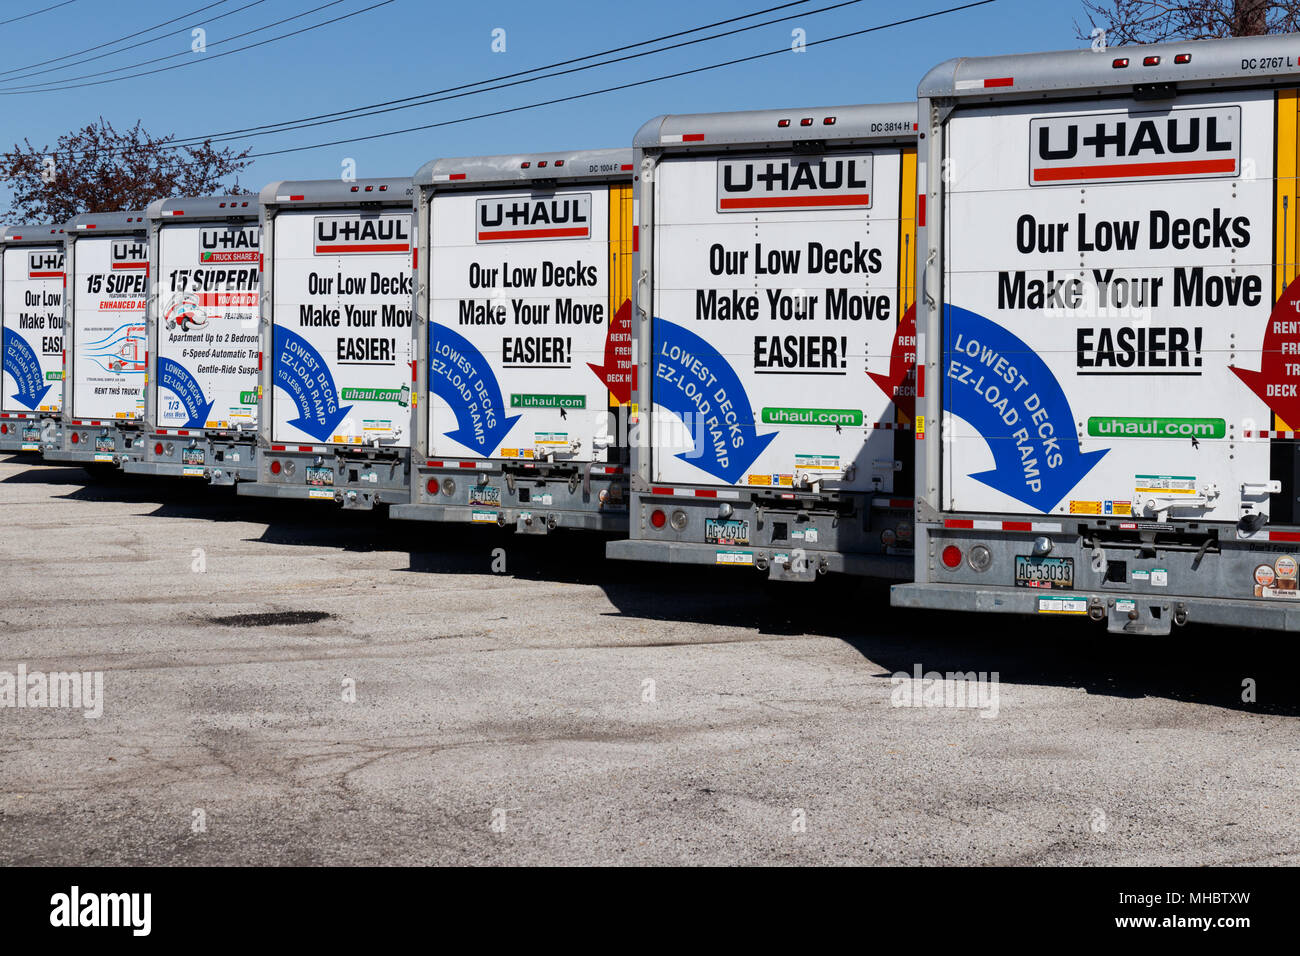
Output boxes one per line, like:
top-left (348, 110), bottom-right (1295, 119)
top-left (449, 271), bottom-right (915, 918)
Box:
top-left (0, 0), bottom-right (1083, 209)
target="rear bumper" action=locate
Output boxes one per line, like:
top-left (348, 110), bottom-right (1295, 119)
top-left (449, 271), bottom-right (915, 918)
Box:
top-left (122, 436), bottom-right (257, 484)
top-left (238, 481), bottom-right (348, 503)
top-left (397, 461), bottom-right (628, 533)
top-left (606, 537), bottom-right (911, 580)
top-left (240, 447), bottom-right (409, 508)
top-left (891, 581), bottom-right (1300, 634)
top-left (0, 415), bottom-right (60, 453)
top-left (391, 501), bottom-right (625, 533)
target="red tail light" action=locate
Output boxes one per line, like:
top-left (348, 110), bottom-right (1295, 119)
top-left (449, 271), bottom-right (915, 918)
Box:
top-left (650, 509), bottom-right (667, 529)
top-left (941, 545), bottom-right (963, 569)
top-left (426, 477), bottom-right (439, 496)
top-left (70, 432), bottom-right (79, 443)
top-left (270, 460), bottom-right (282, 475)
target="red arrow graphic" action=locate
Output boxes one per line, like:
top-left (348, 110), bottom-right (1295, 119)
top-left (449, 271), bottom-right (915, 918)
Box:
top-left (588, 297), bottom-right (635, 404)
top-left (1231, 275), bottom-right (1300, 426)
top-left (866, 302), bottom-right (917, 421)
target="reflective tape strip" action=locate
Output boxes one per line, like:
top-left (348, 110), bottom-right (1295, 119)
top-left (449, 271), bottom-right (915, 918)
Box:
top-left (944, 518), bottom-right (1061, 532)
top-left (955, 77), bottom-right (1013, 90)
top-left (646, 486), bottom-right (741, 499)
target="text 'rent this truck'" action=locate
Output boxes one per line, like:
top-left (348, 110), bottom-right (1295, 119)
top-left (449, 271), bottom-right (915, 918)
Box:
top-left (894, 34), bottom-right (1300, 633)
top-left (607, 104), bottom-right (919, 580)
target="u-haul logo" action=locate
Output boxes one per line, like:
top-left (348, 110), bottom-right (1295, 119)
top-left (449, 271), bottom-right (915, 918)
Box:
top-left (200, 226), bottom-right (260, 263)
top-left (716, 154), bottom-right (873, 212)
top-left (313, 214), bottom-right (410, 254)
top-left (27, 249), bottom-right (64, 278)
top-left (1029, 106), bottom-right (1240, 186)
top-left (110, 240), bottom-right (148, 269)
top-left (475, 193), bottom-right (591, 242)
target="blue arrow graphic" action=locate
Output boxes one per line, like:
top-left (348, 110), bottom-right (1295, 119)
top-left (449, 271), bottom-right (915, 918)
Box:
top-left (3, 327), bottom-right (52, 409)
top-left (653, 316), bottom-right (777, 484)
top-left (944, 305), bottom-right (1107, 512)
top-left (157, 356), bottom-right (215, 428)
top-left (273, 325), bottom-right (352, 442)
top-left (429, 324), bottom-right (520, 456)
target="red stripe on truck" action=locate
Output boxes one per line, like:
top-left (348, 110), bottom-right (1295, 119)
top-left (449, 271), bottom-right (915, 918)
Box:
top-left (944, 519), bottom-right (974, 529)
top-left (1033, 158), bottom-right (1235, 182)
top-left (719, 194), bottom-right (868, 210)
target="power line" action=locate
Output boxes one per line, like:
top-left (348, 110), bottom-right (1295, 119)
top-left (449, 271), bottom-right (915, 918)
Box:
top-left (161, 0), bottom-right (832, 150)
top-left (0, 0), bottom-right (268, 87)
top-left (0, 0), bottom-right (396, 94)
top-left (0, 0), bottom-right (80, 27)
top-left (243, 0), bottom-right (994, 161)
top-left (43, 0), bottom-right (822, 159)
top-left (0, 0), bottom-right (234, 78)
top-left (0, 0), bottom-right (351, 90)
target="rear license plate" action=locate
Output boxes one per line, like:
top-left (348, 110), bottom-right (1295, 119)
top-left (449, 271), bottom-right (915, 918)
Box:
top-left (95, 436), bottom-right (114, 453)
top-left (21, 425), bottom-right (39, 443)
top-left (182, 447), bottom-right (205, 466)
top-left (305, 464), bottom-right (334, 486)
top-left (469, 485), bottom-right (501, 506)
top-left (705, 517), bottom-right (750, 545)
top-left (1015, 555), bottom-right (1074, 590)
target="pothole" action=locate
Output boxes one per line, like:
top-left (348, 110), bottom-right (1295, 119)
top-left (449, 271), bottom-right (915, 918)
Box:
top-left (207, 611), bottom-right (332, 628)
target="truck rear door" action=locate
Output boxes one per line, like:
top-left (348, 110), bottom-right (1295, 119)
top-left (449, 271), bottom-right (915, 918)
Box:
top-left (650, 147), bottom-right (910, 490)
top-left (427, 184), bottom-right (628, 461)
top-left (270, 210), bottom-right (414, 446)
top-left (71, 235), bottom-right (148, 422)
top-left (155, 222), bottom-right (260, 430)
top-left (942, 91), bottom-right (1272, 521)
top-left (2, 244), bottom-right (63, 415)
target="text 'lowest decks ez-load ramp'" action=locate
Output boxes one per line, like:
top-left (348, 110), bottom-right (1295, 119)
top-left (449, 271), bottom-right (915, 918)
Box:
top-left (238, 177), bottom-right (415, 508)
top-left (893, 34), bottom-right (1300, 633)
top-left (606, 104), bottom-right (919, 580)
top-left (390, 148), bottom-right (635, 534)
top-left (44, 211), bottom-right (149, 469)
top-left (0, 224), bottom-right (65, 453)
top-left (123, 194), bottom-right (261, 484)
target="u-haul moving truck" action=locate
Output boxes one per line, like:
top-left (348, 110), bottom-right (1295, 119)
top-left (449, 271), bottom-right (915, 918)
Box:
top-left (239, 178), bottom-right (415, 508)
top-left (45, 211), bottom-right (149, 468)
top-left (895, 35), bottom-right (1300, 633)
top-left (124, 195), bottom-right (261, 484)
top-left (390, 148), bottom-right (634, 534)
top-left (606, 104), bottom-right (919, 580)
top-left (0, 225), bottom-right (66, 453)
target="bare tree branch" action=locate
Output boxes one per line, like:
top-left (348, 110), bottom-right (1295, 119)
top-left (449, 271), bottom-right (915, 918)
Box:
top-left (0, 118), bottom-right (252, 222)
top-left (1076, 0), bottom-right (1300, 45)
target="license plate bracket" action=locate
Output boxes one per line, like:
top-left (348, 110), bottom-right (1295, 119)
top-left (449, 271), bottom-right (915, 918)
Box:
top-left (305, 464), bottom-right (334, 487)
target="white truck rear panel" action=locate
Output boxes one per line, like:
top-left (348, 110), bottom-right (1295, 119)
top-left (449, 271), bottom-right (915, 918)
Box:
top-left (70, 235), bottom-right (148, 422)
top-left (269, 210), bottom-right (414, 446)
top-left (427, 186), bottom-right (612, 461)
top-left (649, 149), bottom-right (904, 491)
top-left (2, 244), bottom-right (63, 415)
top-left (942, 91), bottom-right (1272, 521)
top-left (155, 223), bottom-right (260, 430)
